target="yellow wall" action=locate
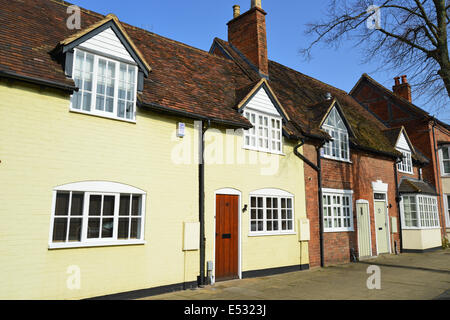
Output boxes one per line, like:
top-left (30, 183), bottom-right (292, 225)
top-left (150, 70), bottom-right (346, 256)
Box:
top-left (0, 81), bottom-right (200, 299)
top-left (0, 81), bottom-right (309, 299)
top-left (402, 229), bottom-right (442, 250)
top-left (203, 127), bottom-right (308, 278)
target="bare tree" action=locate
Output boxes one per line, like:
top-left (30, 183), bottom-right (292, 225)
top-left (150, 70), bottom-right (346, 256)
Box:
top-left (303, 0), bottom-right (449, 114)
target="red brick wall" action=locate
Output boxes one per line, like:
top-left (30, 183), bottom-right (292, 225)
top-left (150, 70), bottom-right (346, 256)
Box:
top-left (227, 7), bottom-right (268, 75)
top-left (303, 143), bottom-right (401, 267)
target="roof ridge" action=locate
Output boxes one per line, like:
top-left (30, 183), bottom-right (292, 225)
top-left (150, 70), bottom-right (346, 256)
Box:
top-left (48, 0), bottom-right (232, 65)
top-left (268, 60), bottom-right (348, 95)
top-left (48, 0), bottom-right (105, 19)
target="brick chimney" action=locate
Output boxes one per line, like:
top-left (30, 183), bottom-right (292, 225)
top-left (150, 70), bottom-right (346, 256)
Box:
top-left (227, 1), bottom-right (269, 76)
top-left (393, 75), bottom-right (412, 102)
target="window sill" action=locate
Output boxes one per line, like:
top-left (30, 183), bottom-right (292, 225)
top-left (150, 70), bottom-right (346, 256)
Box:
top-left (248, 231), bottom-right (296, 237)
top-left (401, 226), bottom-right (441, 230)
top-left (48, 240), bottom-right (146, 250)
top-left (242, 146), bottom-right (285, 156)
top-left (324, 228), bottom-right (354, 233)
top-left (321, 155), bottom-right (352, 164)
top-left (398, 169), bottom-right (414, 175)
top-left (69, 108), bottom-right (137, 124)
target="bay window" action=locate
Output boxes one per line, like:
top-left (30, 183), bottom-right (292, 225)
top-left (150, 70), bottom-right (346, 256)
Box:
top-left (71, 49), bottom-right (137, 122)
top-left (401, 195), bottom-right (440, 229)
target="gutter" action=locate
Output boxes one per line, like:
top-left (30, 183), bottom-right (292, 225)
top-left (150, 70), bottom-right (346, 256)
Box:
top-left (0, 70), bottom-right (77, 93)
top-left (293, 139), bottom-right (325, 268)
top-left (138, 101), bottom-right (252, 130)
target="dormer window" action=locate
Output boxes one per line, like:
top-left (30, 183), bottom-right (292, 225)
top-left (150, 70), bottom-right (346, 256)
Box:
top-left (395, 130), bottom-right (413, 174)
top-left (397, 149), bottom-right (413, 174)
top-left (71, 49), bottom-right (137, 122)
top-left (321, 107), bottom-right (350, 162)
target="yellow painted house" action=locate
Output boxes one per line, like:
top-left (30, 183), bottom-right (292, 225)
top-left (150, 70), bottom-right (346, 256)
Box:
top-left (0, 0), bottom-right (311, 299)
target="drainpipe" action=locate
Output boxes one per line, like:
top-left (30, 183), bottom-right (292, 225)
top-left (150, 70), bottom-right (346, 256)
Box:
top-left (393, 156), bottom-right (403, 253)
top-left (198, 119), bottom-right (210, 287)
top-left (294, 140), bottom-right (325, 268)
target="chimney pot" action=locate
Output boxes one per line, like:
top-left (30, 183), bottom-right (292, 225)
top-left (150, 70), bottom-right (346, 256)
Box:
top-left (401, 75), bottom-right (408, 84)
top-left (233, 5), bottom-right (240, 18)
top-left (394, 77), bottom-right (400, 86)
top-left (251, 0), bottom-right (262, 9)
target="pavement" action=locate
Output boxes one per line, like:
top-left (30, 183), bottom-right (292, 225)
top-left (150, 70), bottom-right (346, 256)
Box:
top-left (140, 248), bottom-right (450, 300)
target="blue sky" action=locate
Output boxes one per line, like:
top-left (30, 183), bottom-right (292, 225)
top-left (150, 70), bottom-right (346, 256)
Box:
top-left (68, 0), bottom-right (449, 123)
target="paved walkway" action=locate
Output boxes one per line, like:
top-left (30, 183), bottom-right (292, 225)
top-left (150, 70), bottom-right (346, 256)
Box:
top-left (140, 249), bottom-right (450, 300)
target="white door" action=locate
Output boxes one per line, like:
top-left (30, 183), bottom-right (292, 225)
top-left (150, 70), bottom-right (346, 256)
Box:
top-left (356, 201), bottom-right (372, 258)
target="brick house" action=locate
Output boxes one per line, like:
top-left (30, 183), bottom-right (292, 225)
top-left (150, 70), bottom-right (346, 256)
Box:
top-left (351, 74), bottom-right (450, 249)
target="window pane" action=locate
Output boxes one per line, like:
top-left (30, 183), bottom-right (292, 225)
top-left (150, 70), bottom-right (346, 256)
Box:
top-left (52, 218), bottom-right (68, 242)
top-left (101, 218), bottom-right (114, 238)
top-left (68, 218), bottom-right (82, 242)
top-left (55, 192), bottom-right (70, 216)
top-left (103, 196), bottom-right (115, 216)
top-left (119, 195), bottom-right (131, 216)
top-left (87, 218), bottom-right (100, 238)
top-left (131, 195), bottom-right (141, 216)
top-left (89, 195), bottom-right (101, 216)
top-left (118, 218), bottom-right (129, 239)
top-left (130, 218), bottom-right (141, 239)
top-left (70, 193), bottom-right (84, 216)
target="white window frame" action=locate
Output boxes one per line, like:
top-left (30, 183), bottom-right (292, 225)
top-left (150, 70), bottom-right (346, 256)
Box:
top-left (243, 109), bottom-right (283, 155)
top-left (442, 194), bottom-right (450, 228)
top-left (322, 188), bottom-right (354, 232)
top-left (439, 145), bottom-right (450, 176)
top-left (321, 108), bottom-right (350, 162)
top-left (397, 148), bottom-right (413, 174)
top-left (70, 48), bottom-right (138, 123)
top-left (48, 181), bottom-right (146, 249)
top-left (248, 189), bottom-right (295, 236)
top-left (400, 194), bottom-right (440, 230)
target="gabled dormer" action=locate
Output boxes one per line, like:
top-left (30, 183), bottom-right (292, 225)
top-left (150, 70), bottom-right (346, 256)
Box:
top-left (392, 127), bottom-right (415, 174)
top-left (237, 79), bottom-right (291, 154)
top-left (319, 99), bottom-right (354, 162)
top-left (55, 14), bottom-right (151, 122)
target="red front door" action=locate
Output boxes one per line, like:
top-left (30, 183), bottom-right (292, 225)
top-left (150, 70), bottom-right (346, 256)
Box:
top-left (215, 194), bottom-right (239, 281)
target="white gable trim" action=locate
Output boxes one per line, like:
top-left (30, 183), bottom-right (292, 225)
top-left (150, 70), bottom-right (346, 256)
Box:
top-left (77, 27), bottom-right (135, 64)
top-left (396, 131), bottom-right (411, 152)
top-left (244, 87), bottom-right (282, 117)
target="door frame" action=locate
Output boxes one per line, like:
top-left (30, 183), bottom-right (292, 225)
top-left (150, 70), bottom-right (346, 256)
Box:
top-left (373, 192), bottom-right (391, 255)
top-left (213, 188), bottom-right (242, 283)
top-left (355, 199), bottom-right (373, 259)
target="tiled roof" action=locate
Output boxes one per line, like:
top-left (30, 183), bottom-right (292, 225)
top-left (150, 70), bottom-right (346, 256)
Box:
top-left (211, 38), bottom-right (401, 156)
top-left (398, 178), bottom-right (437, 195)
top-left (383, 127), bottom-right (429, 164)
top-left (0, 0), bottom-right (253, 128)
top-left (0, 0), bottom-right (409, 156)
